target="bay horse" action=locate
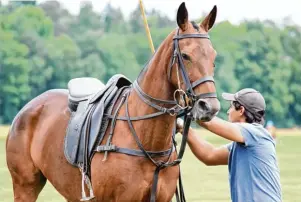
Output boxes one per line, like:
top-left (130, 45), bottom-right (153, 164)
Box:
top-left (6, 3), bottom-right (220, 202)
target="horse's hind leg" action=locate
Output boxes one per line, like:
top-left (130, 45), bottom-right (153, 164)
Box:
top-left (10, 168), bottom-right (46, 202)
top-left (6, 124), bottom-right (47, 201)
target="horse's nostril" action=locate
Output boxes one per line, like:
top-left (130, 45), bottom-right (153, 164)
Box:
top-left (197, 100), bottom-right (210, 111)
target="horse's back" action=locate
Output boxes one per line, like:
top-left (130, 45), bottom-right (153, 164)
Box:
top-left (7, 89), bottom-right (69, 137)
top-left (8, 89), bottom-right (66, 134)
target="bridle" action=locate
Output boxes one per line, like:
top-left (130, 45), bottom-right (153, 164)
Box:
top-left (133, 26), bottom-right (217, 117)
top-left (101, 24), bottom-right (218, 202)
top-left (168, 28), bottom-right (217, 108)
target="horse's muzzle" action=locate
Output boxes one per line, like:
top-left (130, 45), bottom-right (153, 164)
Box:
top-left (190, 98), bottom-right (220, 121)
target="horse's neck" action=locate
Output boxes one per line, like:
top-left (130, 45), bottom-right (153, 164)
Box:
top-left (128, 34), bottom-right (176, 151)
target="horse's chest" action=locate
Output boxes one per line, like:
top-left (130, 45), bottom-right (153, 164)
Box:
top-left (91, 156), bottom-right (179, 201)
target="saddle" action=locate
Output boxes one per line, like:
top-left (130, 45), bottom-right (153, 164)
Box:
top-left (64, 74), bottom-right (132, 168)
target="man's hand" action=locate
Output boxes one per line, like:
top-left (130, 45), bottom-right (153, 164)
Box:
top-left (177, 120), bottom-right (229, 166)
top-left (176, 118), bottom-right (184, 134)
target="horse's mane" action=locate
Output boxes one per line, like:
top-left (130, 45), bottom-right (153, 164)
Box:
top-left (191, 21), bottom-right (199, 31)
top-left (137, 21), bottom-right (199, 83)
top-left (137, 49), bottom-right (158, 83)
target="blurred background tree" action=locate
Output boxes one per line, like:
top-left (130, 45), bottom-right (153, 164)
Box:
top-left (0, 1), bottom-right (300, 127)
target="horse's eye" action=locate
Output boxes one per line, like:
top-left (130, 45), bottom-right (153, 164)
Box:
top-left (181, 53), bottom-right (190, 61)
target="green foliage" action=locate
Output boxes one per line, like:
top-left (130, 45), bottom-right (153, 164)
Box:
top-left (280, 25), bottom-right (301, 126)
top-left (233, 21), bottom-right (293, 125)
top-left (0, 1), bottom-right (301, 127)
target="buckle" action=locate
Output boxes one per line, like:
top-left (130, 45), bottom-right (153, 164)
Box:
top-left (167, 108), bottom-right (176, 116)
top-left (96, 145), bottom-right (117, 152)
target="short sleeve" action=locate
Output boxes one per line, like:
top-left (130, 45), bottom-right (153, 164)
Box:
top-left (236, 123), bottom-right (260, 147)
top-left (224, 142), bottom-right (233, 152)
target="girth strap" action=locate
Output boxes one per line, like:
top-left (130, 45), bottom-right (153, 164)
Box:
top-left (95, 145), bottom-right (175, 158)
top-left (105, 111), bottom-right (167, 121)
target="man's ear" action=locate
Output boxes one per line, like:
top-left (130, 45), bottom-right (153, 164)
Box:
top-left (240, 106), bottom-right (245, 116)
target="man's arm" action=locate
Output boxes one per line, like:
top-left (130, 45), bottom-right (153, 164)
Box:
top-left (186, 128), bottom-right (229, 166)
top-left (197, 117), bottom-right (244, 143)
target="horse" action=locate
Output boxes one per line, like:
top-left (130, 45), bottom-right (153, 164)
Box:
top-left (6, 2), bottom-right (220, 202)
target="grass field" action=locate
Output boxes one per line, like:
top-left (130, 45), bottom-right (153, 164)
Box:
top-left (1, 126), bottom-right (300, 202)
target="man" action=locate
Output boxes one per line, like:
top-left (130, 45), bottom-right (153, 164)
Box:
top-left (177, 88), bottom-right (282, 202)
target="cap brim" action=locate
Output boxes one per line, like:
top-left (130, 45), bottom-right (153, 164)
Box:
top-left (222, 93), bottom-right (236, 101)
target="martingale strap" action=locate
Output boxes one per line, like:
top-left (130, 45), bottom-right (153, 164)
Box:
top-left (150, 115), bottom-right (192, 202)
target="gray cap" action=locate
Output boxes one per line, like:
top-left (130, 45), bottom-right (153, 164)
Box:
top-left (222, 88), bottom-right (266, 114)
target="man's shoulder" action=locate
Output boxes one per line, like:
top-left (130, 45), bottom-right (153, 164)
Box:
top-left (234, 122), bottom-right (273, 146)
top-left (235, 122), bottom-right (265, 133)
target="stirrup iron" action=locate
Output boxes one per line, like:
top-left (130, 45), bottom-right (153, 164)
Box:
top-left (79, 166), bottom-right (95, 201)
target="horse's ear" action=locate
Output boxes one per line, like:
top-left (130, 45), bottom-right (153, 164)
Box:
top-left (177, 2), bottom-right (189, 31)
top-left (200, 5), bottom-right (217, 32)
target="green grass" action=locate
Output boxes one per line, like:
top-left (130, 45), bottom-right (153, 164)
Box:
top-left (1, 130), bottom-right (301, 202)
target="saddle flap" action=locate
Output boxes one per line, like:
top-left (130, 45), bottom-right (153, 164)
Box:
top-left (64, 100), bottom-right (92, 165)
top-left (89, 74), bottom-right (132, 104)
top-left (88, 86), bottom-right (118, 155)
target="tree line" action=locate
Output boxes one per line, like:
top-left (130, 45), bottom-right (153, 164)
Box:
top-left (0, 1), bottom-right (300, 127)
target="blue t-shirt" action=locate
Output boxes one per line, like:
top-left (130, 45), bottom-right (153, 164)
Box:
top-left (226, 123), bottom-right (282, 202)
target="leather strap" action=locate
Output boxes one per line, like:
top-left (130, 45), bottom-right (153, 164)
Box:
top-left (173, 33), bottom-right (209, 40)
top-left (95, 145), bottom-right (175, 158)
top-left (191, 76), bottom-right (215, 88)
top-left (133, 80), bottom-right (177, 105)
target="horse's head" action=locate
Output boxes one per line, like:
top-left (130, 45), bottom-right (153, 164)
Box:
top-left (168, 3), bottom-right (220, 121)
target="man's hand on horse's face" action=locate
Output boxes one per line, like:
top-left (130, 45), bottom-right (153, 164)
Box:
top-left (176, 118), bottom-right (184, 134)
